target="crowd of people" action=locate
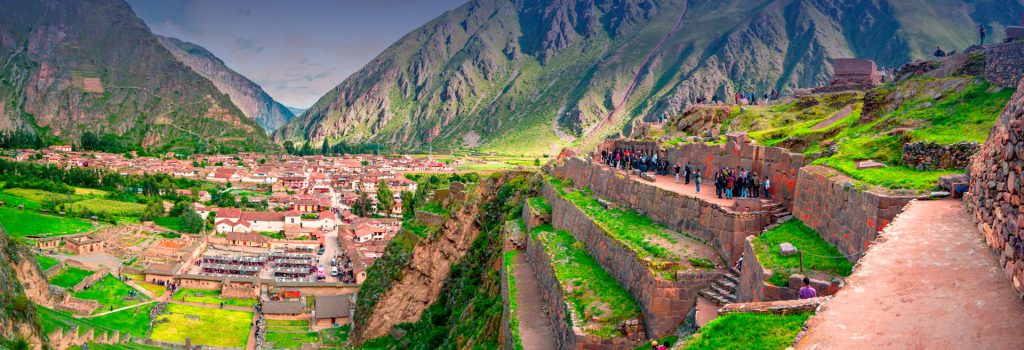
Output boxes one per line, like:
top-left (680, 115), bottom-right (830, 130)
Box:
top-left (600, 148), bottom-right (673, 177)
top-left (600, 148), bottom-right (775, 200)
top-left (711, 167), bottom-right (770, 200)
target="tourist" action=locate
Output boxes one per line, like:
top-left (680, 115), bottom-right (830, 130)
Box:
top-left (674, 162), bottom-right (681, 183)
top-left (799, 277), bottom-right (818, 299)
top-left (725, 172), bottom-right (735, 199)
top-left (715, 170), bottom-right (724, 198)
top-left (752, 172), bottom-right (760, 198)
top-left (694, 169), bottom-right (702, 193)
top-left (684, 162), bottom-right (692, 184)
top-left (763, 176), bottom-right (771, 199)
top-left (734, 256), bottom-right (743, 271)
top-left (934, 45), bottom-right (946, 57)
top-left (825, 278), bottom-right (844, 296)
top-left (980, 24), bottom-right (987, 45)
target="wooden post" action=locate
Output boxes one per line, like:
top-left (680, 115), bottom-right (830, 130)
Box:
top-left (798, 250), bottom-right (805, 273)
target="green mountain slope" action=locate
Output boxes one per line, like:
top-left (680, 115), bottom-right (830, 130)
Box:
top-left (0, 0), bottom-right (277, 153)
top-left (276, 0), bottom-right (1023, 156)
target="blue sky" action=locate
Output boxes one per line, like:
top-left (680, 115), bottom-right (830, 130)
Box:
top-left (127, 0), bottom-right (466, 108)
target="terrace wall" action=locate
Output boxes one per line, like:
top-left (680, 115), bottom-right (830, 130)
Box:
top-left (736, 237), bottom-right (773, 303)
top-left (543, 183), bottom-right (721, 338)
top-left (500, 250), bottom-right (515, 350)
top-left (664, 141), bottom-right (807, 210)
top-left (524, 231), bottom-right (642, 350)
top-left (791, 166), bottom-right (917, 262)
top-left (553, 158), bottom-right (770, 263)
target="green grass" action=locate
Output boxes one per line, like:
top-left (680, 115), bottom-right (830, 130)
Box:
top-left (636, 335), bottom-right (680, 350)
top-left (49, 267), bottom-right (95, 288)
top-left (753, 220), bottom-right (854, 286)
top-left (0, 206), bottom-right (94, 238)
top-left (2, 188), bottom-right (74, 203)
top-left (68, 198), bottom-right (146, 216)
top-left (72, 274), bottom-right (149, 313)
top-left (153, 216), bottom-right (184, 231)
top-left (172, 288), bottom-right (256, 307)
top-left (36, 254), bottom-right (60, 271)
top-left (70, 342), bottom-right (166, 350)
top-left (532, 225), bottom-right (641, 338)
top-left (72, 187), bottom-right (109, 196)
top-left (265, 319), bottom-right (319, 349)
top-left (135, 280), bottom-right (168, 297)
top-left (320, 324), bottom-right (351, 347)
top-left (682, 312), bottom-right (811, 350)
top-left (150, 303), bottom-right (252, 348)
top-left (548, 177), bottom-right (701, 276)
top-left (505, 250), bottom-right (523, 350)
top-left (0, 192), bottom-right (41, 210)
top-left (418, 201), bottom-right (448, 215)
top-left (38, 303), bottom-right (153, 338)
top-left (527, 196), bottom-right (552, 216)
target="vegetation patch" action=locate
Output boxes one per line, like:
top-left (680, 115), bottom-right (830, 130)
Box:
top-left (49, 267), bottom-right (94, 289)
top-left (35, 254), bottom-right (59, 271)
top-left (171, 288), bottom-right (256, 307)
top-left (320, 324), bottom-right (351, 347)
top-left (504, 250), bottom-right (524, 350)
top-left (681, 312), bottom-right (810, 349)
top-left (150, 304), bottom-right (252, 348)
top-left (72, 274), bottom-right (149, 313)
top-left (265, 319), bottom-right (318, 349)
top-left (753, 220), bottom-right (853, 286)
top-left (153, 216), bottom-right (184, 232)
top-left (533, 225), bottom-right (641, 338)
top-left (37, 303), bottom-right (153, 338)
top-left (0, 206), bottom-right (94, 238)
top-left (527, 196), bottom-right (552, 216)
top-left (67, 198), bottom-right (146, 216)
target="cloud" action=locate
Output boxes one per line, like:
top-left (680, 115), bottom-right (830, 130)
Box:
top-left (127, 0), bottom-right (466, 107)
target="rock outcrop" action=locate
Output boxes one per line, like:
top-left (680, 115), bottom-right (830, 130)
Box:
top-left (0, 229), bottom-right (51, 349)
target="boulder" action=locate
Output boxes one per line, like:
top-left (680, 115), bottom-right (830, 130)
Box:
top-left (856, 160), bottom-right (886, 170)
top-left (641, 173), bottom-right (657, 182)
top-left (780, 242), bottom-right (798, 256)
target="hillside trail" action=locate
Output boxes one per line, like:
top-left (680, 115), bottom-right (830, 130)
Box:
top-left (513, 252), bottom-right (558, 350)
top-left (577, 2), bottom-right (690, 151)
top-left (75, 300), bottom-right (155, 318)
top-left (797, 199), bottom-right (1024, 350)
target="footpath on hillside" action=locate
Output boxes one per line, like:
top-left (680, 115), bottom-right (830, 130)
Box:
top-left (797, 199), bottom-right (1024, 349)
top-left (513, 253), bottom-right (557, 350)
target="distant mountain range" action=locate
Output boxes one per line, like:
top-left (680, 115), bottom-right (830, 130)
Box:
top-left (157, 36), bottom-right (295, 133)
top-left (286, 107), bottom-right (307, 116)
top-left (275, 0), bottom-right (1024, 156)
top-left (0, 0), bottom-right (276, 153)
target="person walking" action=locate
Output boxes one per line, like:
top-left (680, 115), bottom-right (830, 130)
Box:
top-left (695, 170), bottom-right (702, 193)
top-left (763, 176), bottom-right (771, 199)
top-left (980, 24), bottom-right (987, 45)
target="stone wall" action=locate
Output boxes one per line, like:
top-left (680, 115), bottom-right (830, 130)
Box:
top-left (965, 75), bottom-right (1024, 294)
top-left (902, 141), bottom-right (980, 170)
top-left (543, 183), bottom-right (721, 338)
top-left (792, 166), bottom-right (917, 262)
top-left (553, 157), bottom-right (771, 263)
top-left (664, 141), bottom-right (806, 210)
top-left (71, 268), bottom-right (109, 292)
top-left (524, 231), bottom-right (642, 350)
top-left (979, 41), bottom-right (1024, 88)
top-left (736, 236), bottom-right (772, 303)
top-left (500, 250), bottom-right (515, 350)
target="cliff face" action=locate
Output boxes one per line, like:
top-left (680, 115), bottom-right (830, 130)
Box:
top-left (276, 0), bottom-right (1024, 155)
top-left (157, 36), bottom-right (295, 133)
top-left (0, 0), bottom-right (276, 153)
top-left (0, 229), bottom-right (48, 349)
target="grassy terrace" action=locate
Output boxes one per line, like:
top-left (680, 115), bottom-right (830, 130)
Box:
top-left (150, 303), bottom-right (252, 348)
top-left (0, 206), bottom-right (94, 238)
top-left (35, 254), bottom-right (59, 271)
top-left (38, 303), bottom-right (153, 338)
top-left (547, 177), bottom-right (714, 279)
top-left (504, 250), bottom-right (523, 350)
top-left (527, 196), bottom-right (552, 216)
top-left (49, 267), bottom-right (94, 289)
top-left (753, 220), bottom-right (854, 286)
top-left (681, 312), bottom-right (811, 349)
top-left (532, 225), bottom-right (641, 339)
top-left (73, 274), bottom-right (149, 313)
top-left (265, 319), bottom-right (319, 348)
top-left (172, 288), bottom-right (257, 307)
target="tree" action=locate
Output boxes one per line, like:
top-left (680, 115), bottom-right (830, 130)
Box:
top-left (180, 210), bottom-right (204, 233)
top-left (140, 201), bottom-right (164, 221)
top-left (400, 191), bottom-right (414, 219)
top-left (377, 180), bottom-right (394, 215)
top-left (283, 140), bottom-right (296, 154)
top-left (80, 131), bottom-right (100, 151)
top-left (300, 141), bottom-right (312, 155)
top-left (321, 139), bottom-right (329, 155)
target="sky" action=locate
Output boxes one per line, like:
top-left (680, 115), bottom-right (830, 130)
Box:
top-left (127, 0), bottom-right (466, 109)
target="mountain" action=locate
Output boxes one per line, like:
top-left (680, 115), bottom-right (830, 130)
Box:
top-left (287, 106), bottom-right (307, 116)
top-left (0, 0), bottom-right (276, 153)
top-left (275, 0), bottom-right (1024, 156)
top-left (157, 36), bottom-right (295, 133)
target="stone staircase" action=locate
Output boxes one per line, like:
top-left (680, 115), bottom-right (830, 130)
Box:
top-left (699, 268), bottom-right (740, 306)
top-left (761, 199), bottom-right (791, 224)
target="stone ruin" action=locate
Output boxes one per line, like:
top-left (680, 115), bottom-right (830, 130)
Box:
top-left (826, 58), bottom-right (881, 89)
top-left (902, 141), bottom-right (980, 171)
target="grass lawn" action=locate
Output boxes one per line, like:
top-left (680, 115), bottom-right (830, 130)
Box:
top-left (73, 187), bottom-right (110, 196)
top-left (50, 267), bottom-right (95, 288)
top-left (682, 312), bottom-right (810, 350)
top-left (70, 342), bottom-right (165, 350)
top-left (265, 319), bottom-right (318, 348)
top-left (72, 274), bottom-right (149, 312)
top-left (0, 192), bottom-right (41, 210)
top-left (154, 216), bottom-right (184, 231)
top-left (753, 220), bottom-right (854, 286)
top-left (135, 280), bottom-right (169, 297)
top-left (0, 206), bottom-right (94, 238)
top-left (151, 303), bottom-right (252, 348)
top-left (173, 288), bottom-right (257, 307)
top-left (2, 188), bottom-right (74, 203)
top-left (533, 225), bottom-right (641, 338)
top-left (37, 303), bottom-right (153, 338)
top-left (68, 198), bottom-right (146, 216)
top-left (320, 324), bottom-right (351, 347)
top-left (527, 196), bottom-right (551, 216)
top-left (36, 254), bottom-right (60, 271)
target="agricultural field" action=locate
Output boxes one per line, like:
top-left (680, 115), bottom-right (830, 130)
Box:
top-left (172, 288), bottom-right (257, 307)
top-left (0, 206), bottom-right (94, 238)
top-left (150, 304), bottom-right (252, 348)
top-left (265, 319), bottom-right (319, 349)
top-left (154, 216), bottom-right (184, 231)
top-left (2, 188), bottom-right (74, 203)
top-left (319, 324), bottom-right (351, 348)
top-left (35, 254), bottom-right (60, 271)
top-left (72, 274), bottom-right (149, 313)
top-left (68, 198), bottom-right (146, 216)
top-left (49, 267), bottom-right (95, 289)
top-left (37, 303), bottom-right (153, 338)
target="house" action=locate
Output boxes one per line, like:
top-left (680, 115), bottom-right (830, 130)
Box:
top-left (263, 300), bottom-right (305, 317)
top-left (225, 231), bottom-right (270, 247)
top-left (314, 295), bottom-right (353, 327)
top-left (64, 235), bottom-right (103, 255)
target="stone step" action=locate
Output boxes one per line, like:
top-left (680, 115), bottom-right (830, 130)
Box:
top-left (700, 289), bottom-right (731, 305)
top-left (715, 279), bottom-right (737, 291)
top-left (729, 267), bottom-right (741, 276)
top-left (711, 284), bottom-right (735, 299)
top-left (772, 212), bottom-right (791, 219)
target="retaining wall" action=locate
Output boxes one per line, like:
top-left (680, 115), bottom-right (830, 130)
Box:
top-left (664, 141), bottom-right (806, 210)
top-left (980, 41), bottom-right (1024, 88)
top-left (524, 231), bottom-right (642, 350)
top-left (500, 250), bottom-right (515, 350)
top-left (791, 166), bottom-right (917, 262)
top-left (553, 157), bottom-right (770, 263)
top-left (736, 237), bottom-right (772, 303)
top-left (543, 183), bottom-right (721, 338)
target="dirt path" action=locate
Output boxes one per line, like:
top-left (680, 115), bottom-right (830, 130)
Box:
top-left (797, 199), bottom-right (1024, 350)
top-left (809, 106), bottom-right (852, 131)
top-left (76, 300), bottom-right (155, 318)
top-left (513, 252), bottom-right (558, 350)
top-left (578, 3), bottom-right (690, 150)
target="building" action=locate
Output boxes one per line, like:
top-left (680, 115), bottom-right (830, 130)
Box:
top-left (64, 235), bottom-right (104, 255)
top-left (314, 295), bottom-right (353, 327)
